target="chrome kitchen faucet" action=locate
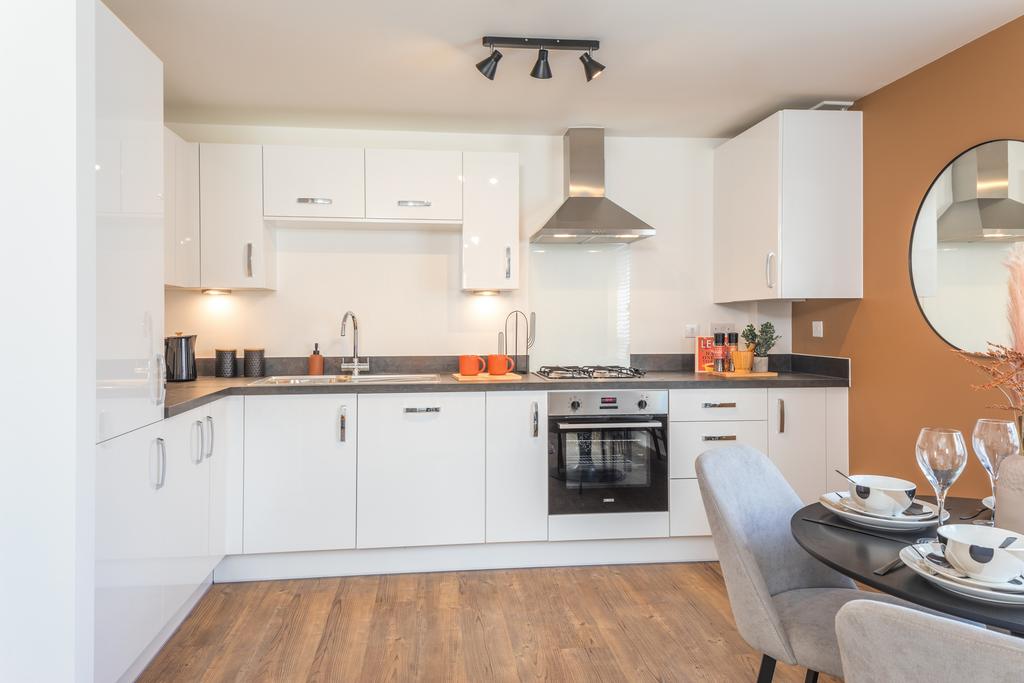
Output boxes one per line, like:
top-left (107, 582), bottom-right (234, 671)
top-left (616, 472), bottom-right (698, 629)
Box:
top-left (340, 311), bottom-right (370, 376)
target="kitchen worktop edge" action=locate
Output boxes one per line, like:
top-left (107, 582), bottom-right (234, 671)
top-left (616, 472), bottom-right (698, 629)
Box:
top-left (164, 372), bottom-right (850, 418)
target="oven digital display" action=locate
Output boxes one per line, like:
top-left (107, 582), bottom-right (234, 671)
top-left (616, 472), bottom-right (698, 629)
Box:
top-left (600, 397), bottom-right (617, 404)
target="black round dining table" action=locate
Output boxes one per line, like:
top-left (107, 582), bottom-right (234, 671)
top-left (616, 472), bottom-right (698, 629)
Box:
top-left (791, 496), bottom-right (1024, 635)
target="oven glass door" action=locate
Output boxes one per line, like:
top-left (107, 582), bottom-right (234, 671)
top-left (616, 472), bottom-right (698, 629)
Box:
top-left (549, 417), bottom-right (668, 514)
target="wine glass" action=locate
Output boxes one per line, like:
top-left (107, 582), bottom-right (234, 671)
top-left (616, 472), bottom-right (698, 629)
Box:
top-left (972, 418), bottom-right (1020, 525)
top-left (915, 427), bottom-right (968, 543)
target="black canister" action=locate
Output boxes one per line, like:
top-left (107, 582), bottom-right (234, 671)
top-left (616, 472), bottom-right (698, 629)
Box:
top-left (215, 349), bottom-right (237, 378)
top-left (244, 348), bottom-right (266, 377)
top-left (165, 333), bottom-right (197, 382)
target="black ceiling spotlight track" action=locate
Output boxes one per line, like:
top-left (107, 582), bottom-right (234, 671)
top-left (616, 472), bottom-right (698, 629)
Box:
top-left (478, 36), bottom-right (602, 82)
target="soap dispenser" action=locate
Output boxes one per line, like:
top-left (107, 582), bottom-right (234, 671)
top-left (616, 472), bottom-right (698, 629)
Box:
top-left (308, 343), bottom-right (324, 375)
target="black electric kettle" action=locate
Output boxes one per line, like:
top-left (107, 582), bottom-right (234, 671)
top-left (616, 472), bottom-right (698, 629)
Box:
top-left (165, 333), bottom-right (197, 382)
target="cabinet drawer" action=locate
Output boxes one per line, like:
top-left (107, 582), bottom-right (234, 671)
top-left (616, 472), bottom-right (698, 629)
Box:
top-left (669, 421), bottom-right (768, 478)
top-left (263, 145), bottom-right (365, 219)
top-left (670, 388), bottom-right (767, 422)
top-left (670, 479), bottom-right (710, 537)
top-left (365, 149), bottom-right (462, 221)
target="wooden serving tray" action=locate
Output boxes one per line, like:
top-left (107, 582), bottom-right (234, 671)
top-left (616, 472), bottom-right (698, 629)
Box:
top-left (707, 370), bottom-right (779, 379)
top-left (451, 372), bottom-right (524, 382)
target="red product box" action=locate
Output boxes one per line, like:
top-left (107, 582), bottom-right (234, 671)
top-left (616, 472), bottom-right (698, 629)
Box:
top-left (695, 336), bottom-right (716, 373)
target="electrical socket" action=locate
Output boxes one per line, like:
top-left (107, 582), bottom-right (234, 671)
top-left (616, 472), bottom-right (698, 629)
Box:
top-left (812, 320), bottom-right (824, 338)
top-left (684, 324), bottom-right (699, 338)
top-left (711, 322), bottom-right (735, 335)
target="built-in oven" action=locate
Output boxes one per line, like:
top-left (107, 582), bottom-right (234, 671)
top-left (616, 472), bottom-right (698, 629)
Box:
top-left (548, 390), bottom-right (669, 515)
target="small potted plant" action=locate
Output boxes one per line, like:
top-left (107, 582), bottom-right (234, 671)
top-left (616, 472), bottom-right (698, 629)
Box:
top-left (741, 322), bottom-right (782, 373)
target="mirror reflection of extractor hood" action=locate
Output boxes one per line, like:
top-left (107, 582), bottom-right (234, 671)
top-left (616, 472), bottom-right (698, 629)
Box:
top-left (530, 128), bottom-right (656, 244)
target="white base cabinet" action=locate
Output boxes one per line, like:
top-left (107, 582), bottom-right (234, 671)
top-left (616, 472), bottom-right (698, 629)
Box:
top-left (485, 392), bottom-right (547, 543)
top-left (357, 393), bottom-right (485, 548)
top-left (243, 395), bottom-right (358, 554)
top-left (768, 388), bottom-right (829, 504)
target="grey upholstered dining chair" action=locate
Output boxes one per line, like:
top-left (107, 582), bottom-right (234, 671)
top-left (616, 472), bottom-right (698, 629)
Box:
top-left (696, 445), bottom-right (921, 682)
top-left (837, 600), bottom-right (1023, 682)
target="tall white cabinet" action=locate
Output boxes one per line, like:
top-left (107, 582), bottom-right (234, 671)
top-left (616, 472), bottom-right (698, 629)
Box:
top-left (713, 109), bottom-right (863, 303)
top-left (462, 152), bottom-right (520, 292)
top-left (95, 2), bottom-right (165, 443)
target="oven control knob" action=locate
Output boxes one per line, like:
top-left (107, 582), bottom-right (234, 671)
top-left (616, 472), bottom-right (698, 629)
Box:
top-left (570, 399), bottom-right (582, 411)
top-left (638, 399), bottom-right (648, 410)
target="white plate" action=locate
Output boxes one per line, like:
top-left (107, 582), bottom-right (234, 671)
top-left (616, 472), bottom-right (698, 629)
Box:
top-left (910, 545), bottom-right (1024, 593)
top-left (984, 495), bottom-right (995, 511)
top-left (820, 492), bottom-right (947, 531)
top-left (838, 495), bottom-right (936, 521)
top-left (900, 544), bottom-right (1024, 606)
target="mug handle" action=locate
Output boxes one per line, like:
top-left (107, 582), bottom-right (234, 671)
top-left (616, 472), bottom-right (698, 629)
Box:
top-left (506, 356), bottom-right (516, 373)
top-left (476, 356), bottom-right (487, 373)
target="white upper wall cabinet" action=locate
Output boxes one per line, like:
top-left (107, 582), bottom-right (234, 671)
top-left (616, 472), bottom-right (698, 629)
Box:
top-left (164, 128), bottom-right (200, 288)
top-left (713, 109), bottom-right (863, 303)
top-left (462, 152), bottom-right (520, 291)
top-left (95, 3), bottom-right (165, 443)
top-left (263, 145), bottom-right (365, 219)
top-left (365, 149), bottom-right (463, 221)
top-left (199, 143), bottom-right (276, 290)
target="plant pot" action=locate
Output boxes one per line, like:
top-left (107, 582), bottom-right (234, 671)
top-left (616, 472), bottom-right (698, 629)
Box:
top-left (732, 350), bottom-right (754, 373)
top-left (752, 355), bottom-right (769, 373)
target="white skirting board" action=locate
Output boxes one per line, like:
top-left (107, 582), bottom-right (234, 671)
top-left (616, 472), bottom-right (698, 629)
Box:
top-left (118, 573), bottom-right (213, 683)
top-left (213, 536), bottom-right (717, 583)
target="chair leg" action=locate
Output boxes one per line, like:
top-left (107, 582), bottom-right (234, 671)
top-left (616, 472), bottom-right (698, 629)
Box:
top-left (756, 654), bottom-right (776, 683)
top-left (804, 670), bottom-right (819, 683)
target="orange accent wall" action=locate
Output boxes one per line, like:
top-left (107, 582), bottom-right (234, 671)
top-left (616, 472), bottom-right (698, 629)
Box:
top-left (792, 16), bottom-right (1024, 498)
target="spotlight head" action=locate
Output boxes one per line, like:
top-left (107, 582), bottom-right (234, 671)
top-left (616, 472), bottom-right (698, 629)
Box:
top-left (475, 48), bottom-right (503, 80)
top-left (530, 48), bottom-right (552, 79)
top-left (580, 51), bottom-right (605, 81)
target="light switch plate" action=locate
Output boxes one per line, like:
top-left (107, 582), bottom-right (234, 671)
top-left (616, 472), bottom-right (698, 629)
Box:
top-left (684, 324), bottom-right (699, 338)
top-left (812, 320), bottom-right (824, 338)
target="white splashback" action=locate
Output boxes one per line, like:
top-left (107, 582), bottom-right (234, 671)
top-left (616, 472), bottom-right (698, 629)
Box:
top-left (165, 124), bottom-right (792, 359)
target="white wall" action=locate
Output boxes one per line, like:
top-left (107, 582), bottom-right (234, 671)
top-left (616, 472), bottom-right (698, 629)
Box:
top-left (0, 1), bottom-right (95, 680)
top-left (166, 123), bottom-right (791, 359)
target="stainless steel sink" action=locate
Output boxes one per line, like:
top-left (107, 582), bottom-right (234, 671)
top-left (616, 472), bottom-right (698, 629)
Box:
top-left (250, 373), bottom-right (440, 386)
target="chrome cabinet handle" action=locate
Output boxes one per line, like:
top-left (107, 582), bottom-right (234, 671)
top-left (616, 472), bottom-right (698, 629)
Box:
top-left (245, 242), bottom-right (254, 278)
top-left (702, 435), bottom-right (737, 442)
top-left (204, 415), bottom-right (215, 458)
top-left (766, 251), bottom-right (776, 289)
top-left (193, 420), bottom-right (205, 464)
top-left (702, 402), bottom-right (737, 409)
top-left (297, 197), bottom-right (332, 205)
top-left (339, 406), bottom-right (347, 442)
top-left (151, 353), bottom-right (165, 406)
top-left (397, 200), bottom-right (432, 207)
top-left (404, 407), bottom-right (441, 413)
top-left (531, 401), bottom-right (539, 438)
top-left (155, 437), bottom-right (167, 489)
top-left (505, 246), bottom-right (512, 280)
top-left (778, 398), bottom-right (785, 433)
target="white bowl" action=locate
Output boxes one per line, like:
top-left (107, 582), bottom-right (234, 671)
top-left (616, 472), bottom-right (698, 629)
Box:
top-left (846, 474), bottom-right (916, 516)
top-left (938, 524), bottom-right (1024, 584)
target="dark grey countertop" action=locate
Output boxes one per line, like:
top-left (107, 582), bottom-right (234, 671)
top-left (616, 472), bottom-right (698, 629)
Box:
top-left (165, 371), bottom-right (849, 418)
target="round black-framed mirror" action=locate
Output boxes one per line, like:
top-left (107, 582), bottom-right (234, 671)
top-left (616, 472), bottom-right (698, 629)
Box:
top-left (909, 139), bottom-right (1024, 351)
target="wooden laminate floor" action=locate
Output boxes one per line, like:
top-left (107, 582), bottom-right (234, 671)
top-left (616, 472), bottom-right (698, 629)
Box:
top-left (140, 562), bottom-right (839, 682)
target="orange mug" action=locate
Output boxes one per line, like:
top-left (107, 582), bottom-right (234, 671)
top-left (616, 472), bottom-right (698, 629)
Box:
top-left (459, 355), bottom-right (486, 376)
top-left (487, 354), bottom-right (515, 376)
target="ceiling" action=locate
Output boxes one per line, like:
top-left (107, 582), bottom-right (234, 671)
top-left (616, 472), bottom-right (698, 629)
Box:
top-left (106, 0), bottom-right (1023, 137)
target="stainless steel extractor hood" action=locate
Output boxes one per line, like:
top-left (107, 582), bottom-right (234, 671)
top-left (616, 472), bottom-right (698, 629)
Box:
top-left (938, 140), bottom-right (1024, 243)
top-left (530, 128), bottom-right (656, 244)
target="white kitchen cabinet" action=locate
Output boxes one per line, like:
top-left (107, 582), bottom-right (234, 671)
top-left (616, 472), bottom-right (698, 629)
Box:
top-left (669, 388), bottom-right (767, 422)
top-left (201, 397), bottom-right (241, 563)
top-left (199, 143), bottom-right (277, 290)
top-left (95, 3), bottom-right (165, 443)
top-left (95, 421), bottom-right (166, 683)
top-left (486, 392), bottom-right (547, 543)
top-left (669, 420), bottom-right (768, 479)
top-left (163, 128), bottom-right (200, 288)
top-left (357, 393), bottom-right (485, 548)
top-left (263, 145), bottom-right (365, 219)
top-left (243, 395), bottom-right (358, 554)
top-left (462, 152), bottom-right (520, 291)
top-left (365, 149), bottom-right (463, 221)
top-left (713, 109), bottom-right (863, 303)
top-left (670, 480), bottom-right (711, 537)
top-left (768, 388), bottom-right (828, 503)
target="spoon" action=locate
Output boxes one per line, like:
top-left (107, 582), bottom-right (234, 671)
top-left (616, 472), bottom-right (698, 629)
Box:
top-left (834, 469), bottom-right (857, 484)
